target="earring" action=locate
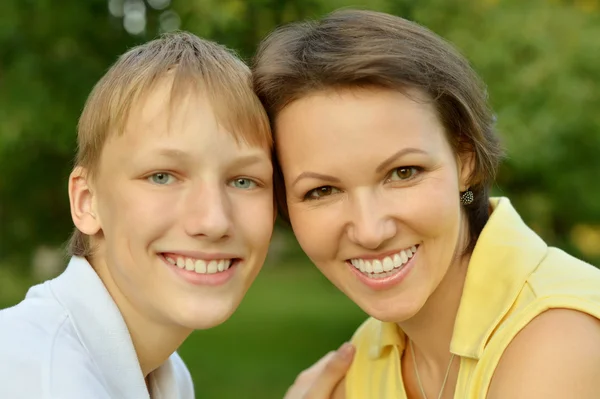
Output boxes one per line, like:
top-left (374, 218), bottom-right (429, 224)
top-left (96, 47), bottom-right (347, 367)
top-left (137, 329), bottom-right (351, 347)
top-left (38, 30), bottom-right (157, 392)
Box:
top-left (460, 189), bottom-right (474, 205)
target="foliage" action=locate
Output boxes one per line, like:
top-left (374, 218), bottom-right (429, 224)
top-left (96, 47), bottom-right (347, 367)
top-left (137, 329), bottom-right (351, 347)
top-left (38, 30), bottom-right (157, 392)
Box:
top-left (0, 1), bottom-right (598, 397)
top-left (0, 0), bottom-right (598, 267)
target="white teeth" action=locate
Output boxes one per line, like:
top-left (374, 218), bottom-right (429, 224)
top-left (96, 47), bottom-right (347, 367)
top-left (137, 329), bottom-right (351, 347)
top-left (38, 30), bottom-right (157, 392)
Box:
top-left (207, 260), bottom-right (218, 274)
top-left (372, 260), bottom-right (383, 273)
top-left (400, 250), bottom-right (409, 264)
top-left (195, 259), bottom-right (207, 273)
top-left (383, 257), bottom-right (394, 272)
top-left (350, 245), bottom-right (418, 278)
top-left (167, 255), bottom-right (233, 275)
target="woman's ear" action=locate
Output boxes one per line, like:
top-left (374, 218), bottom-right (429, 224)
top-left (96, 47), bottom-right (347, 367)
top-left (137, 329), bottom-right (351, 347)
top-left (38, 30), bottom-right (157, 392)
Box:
top-left (68, 166), bottom-right (101, 236)
top-left (457, 150), bottom-right (476, 192)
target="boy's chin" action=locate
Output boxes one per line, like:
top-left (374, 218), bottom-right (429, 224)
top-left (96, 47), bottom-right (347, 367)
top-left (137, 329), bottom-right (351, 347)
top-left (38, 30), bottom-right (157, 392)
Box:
top-left (175, 300), bottom-right (241, 330)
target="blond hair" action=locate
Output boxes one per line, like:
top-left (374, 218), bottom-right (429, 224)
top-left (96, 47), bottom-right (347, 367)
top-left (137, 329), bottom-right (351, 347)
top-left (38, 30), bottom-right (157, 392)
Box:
top-left (68, 31), bottom-right (271, 257)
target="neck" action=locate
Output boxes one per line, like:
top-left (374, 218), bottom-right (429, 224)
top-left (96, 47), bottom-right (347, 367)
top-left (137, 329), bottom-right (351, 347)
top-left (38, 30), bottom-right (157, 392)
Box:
top-left (90, 256), bottom-right (192, 377)
top-left (398, 250), bottom-right (470, 373)
top-left (121, 301), bottom-right (191, 377)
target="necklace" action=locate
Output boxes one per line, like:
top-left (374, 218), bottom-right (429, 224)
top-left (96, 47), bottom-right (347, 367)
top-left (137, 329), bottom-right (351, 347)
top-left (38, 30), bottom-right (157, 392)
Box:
top-left (409, 339), bottom-right (456, 399)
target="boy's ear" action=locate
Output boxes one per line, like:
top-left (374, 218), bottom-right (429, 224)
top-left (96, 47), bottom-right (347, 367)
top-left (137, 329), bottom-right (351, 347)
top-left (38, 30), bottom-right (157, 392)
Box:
top-left (68, 166), bottom-right (101, 235)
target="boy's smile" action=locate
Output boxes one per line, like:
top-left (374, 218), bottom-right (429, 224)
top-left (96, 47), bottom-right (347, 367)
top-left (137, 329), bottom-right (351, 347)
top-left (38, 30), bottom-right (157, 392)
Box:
top-left (160, 251), bottom-right (241, 286)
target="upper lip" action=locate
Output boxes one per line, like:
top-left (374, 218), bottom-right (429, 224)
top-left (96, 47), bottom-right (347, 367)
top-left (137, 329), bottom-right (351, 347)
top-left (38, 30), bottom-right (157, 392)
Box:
top-left (346, 245), bottom-right (418, 261)
top-left (161, 250), bottom-right (241, 260)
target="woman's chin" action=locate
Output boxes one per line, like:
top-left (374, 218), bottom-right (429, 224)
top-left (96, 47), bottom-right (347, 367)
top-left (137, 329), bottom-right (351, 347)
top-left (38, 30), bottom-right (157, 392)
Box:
top-left (357, 299), bottom-right (423, 323)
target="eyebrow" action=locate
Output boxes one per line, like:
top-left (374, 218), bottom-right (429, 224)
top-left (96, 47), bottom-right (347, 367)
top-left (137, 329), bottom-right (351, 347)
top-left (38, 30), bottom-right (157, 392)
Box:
top-left (375, 148), bottom-right (428, 173)
top-left (293, 172), bottom-right (341, 186)
top-left (154, 148), bottom-right (269, 169)
top-left (155, 148), bottom-right (191, 160)
top-left (292, 147), bottom-right (428, 186)
top-left (228, 154), bottom-right (271, 169)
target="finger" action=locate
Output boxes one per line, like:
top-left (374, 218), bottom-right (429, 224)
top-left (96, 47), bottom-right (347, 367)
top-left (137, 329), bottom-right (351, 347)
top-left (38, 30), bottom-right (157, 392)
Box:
top-left (284, 351), bottom-right (339, 399)
top-left (304, 342), bottom-right (355, 399)
top-left (294, 351), bottom-right (336, 385)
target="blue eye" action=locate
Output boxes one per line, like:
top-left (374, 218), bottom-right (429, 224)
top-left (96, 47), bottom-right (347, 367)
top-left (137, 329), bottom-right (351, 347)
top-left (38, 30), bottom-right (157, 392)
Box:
top-left (304, 186), bottom-right (341, 200)
top-left (230, 178), bottom-right (257, 190)
top-left (389, 167), bottom-right (419, 181)
top-left (149, 173), bottom-right (175, 185)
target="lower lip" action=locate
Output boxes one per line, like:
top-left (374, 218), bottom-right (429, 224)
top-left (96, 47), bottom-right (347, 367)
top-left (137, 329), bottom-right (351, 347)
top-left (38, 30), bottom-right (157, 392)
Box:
top-left (160, 255), bottom-right (239, 287)
top-left (348, 249), bottom-right (418, 291)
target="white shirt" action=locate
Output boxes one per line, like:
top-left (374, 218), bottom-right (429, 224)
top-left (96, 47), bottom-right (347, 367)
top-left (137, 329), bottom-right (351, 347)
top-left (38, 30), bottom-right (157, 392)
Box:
top-left (0, 256), bottom-right (194, 399)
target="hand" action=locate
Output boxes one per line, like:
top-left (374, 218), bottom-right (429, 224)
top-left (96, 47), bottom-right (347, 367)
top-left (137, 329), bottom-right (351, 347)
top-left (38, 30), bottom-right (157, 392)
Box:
top-left (283, 342), bottom-right (355, 399)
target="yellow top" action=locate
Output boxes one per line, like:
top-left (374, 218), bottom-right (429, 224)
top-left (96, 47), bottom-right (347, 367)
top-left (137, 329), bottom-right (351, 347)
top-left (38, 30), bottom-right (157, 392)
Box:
top-left (345, 197), bottom-right (600, 398)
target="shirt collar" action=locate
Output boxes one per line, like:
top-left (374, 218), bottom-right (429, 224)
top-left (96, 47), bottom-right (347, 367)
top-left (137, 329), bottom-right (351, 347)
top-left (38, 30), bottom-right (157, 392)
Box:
top-left (450, 197), bottom-right (547, 358)
top-left (368, 197), bottom-right (548, 360)
top-left (50, 256), bottom-right (181, 398)
top-left (369, 320), bottom-right (406, 359)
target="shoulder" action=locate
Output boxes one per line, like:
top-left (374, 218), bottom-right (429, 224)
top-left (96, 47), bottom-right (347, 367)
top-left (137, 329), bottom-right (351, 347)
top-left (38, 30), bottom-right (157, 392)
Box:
top-left (488, 308), bottom-right (600, 399)
top-left (47, 326), bottom-right (113, 398)
top-left (524, 248), bottom-right (600, 311)
top-left (531, 247), bottom-right (600, 288)
top-left (0, 302), bottom-right (109, 398)
top-left (0, 290), bottom-right (71, 363)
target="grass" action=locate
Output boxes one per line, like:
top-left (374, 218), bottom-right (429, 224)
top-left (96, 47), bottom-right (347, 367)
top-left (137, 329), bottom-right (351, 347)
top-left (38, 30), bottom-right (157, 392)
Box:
top-left (0, 259), bottom-right (367, 399)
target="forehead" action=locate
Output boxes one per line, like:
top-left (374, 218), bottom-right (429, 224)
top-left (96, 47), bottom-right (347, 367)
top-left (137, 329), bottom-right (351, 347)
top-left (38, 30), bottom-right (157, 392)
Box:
top-left (99, 82), bottom-right (268, 164)
top-left (107, 71), bottom-right (270, 150)
top-left (122, 74), bottom-right (209, 131)
top-left (275, 88), bottom-right (447, 153)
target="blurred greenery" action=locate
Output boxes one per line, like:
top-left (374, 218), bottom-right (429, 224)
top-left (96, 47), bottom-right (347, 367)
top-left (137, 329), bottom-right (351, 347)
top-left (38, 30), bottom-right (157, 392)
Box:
top-left (0, 0), bottom-right (599, 397)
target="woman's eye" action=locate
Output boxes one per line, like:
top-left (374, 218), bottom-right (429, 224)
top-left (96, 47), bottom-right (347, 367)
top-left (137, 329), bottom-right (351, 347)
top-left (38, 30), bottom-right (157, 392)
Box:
top-left (230, 178), bottom-right (257, 190)
top-left (304, 186), bottom-right (340, 200)
top-left (148, 173), bottom-right (175, 185)
top-left (389, 167), bottom-right (419, 181)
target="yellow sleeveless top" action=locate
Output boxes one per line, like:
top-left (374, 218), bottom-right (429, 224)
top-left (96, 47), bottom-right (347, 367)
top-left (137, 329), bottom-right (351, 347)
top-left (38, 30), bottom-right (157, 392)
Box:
top-left (345, 197), bottom-right (600, 398)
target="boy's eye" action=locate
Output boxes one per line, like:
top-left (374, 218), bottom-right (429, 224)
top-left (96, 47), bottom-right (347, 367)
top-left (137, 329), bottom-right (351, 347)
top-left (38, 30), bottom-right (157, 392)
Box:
top-left (149, 173), bottom-right (175, 185)
top-left (389, 167), bottom-right (419, 181)
top-left (304, 186), bottom-right (340, 200)
top-left (229, 178), bottom-right (257, 190)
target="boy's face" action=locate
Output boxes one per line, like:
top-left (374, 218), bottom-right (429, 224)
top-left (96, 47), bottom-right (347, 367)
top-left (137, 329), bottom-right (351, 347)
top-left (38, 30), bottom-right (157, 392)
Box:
top-left (86, 77), bottom-right (274, 330)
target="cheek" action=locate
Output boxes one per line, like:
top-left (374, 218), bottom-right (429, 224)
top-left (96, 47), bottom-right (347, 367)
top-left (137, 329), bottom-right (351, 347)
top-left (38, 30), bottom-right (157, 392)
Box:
top-left (98, 184), bottom-right (177, 242)
top-left (397, 167), bottom-right (461, 231)
top-left (231, 193), bottom-right (274, 251)
top-left (396, 178), bottom-right (463, 273)
top-left (409, 185), bottom-right (459, 235)
top-left (289, 204), bottom-right (341, 266)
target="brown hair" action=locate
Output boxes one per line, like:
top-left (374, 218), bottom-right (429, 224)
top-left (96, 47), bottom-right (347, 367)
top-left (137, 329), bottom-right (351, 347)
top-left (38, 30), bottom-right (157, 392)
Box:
top-left (68, 31), bottom-right (271, 257)
top-left (252, 9), bottom-right (504, 251)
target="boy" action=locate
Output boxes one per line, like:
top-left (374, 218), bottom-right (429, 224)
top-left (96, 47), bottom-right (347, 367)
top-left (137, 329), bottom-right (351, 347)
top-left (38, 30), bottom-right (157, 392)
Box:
top-left (0, 32), bottom-right (275, 398)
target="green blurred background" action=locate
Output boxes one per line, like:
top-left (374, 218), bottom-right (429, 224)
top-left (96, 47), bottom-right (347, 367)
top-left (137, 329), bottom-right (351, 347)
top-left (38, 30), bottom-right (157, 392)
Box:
top-left (1, 0), bottom-right (599, 397)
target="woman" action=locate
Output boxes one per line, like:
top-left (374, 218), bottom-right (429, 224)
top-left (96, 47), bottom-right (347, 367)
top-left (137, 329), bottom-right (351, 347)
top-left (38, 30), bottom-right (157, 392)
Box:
top-left (253, 9), bottom-right (600, 398)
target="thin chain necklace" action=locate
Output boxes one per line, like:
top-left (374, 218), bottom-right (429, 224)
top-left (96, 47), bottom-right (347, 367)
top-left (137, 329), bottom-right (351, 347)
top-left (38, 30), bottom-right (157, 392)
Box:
top-left (409, 339), bottom-right (456, 399)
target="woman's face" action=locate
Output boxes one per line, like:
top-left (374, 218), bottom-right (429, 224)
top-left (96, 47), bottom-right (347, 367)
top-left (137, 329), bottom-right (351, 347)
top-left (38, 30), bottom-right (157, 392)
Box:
top-left (275, 88), bottom-right (472, 322)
